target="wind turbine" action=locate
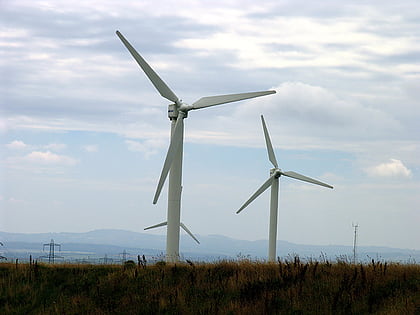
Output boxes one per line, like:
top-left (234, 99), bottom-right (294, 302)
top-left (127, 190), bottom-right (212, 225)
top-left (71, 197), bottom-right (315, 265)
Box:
top-left (236, 115), bottom-right (333, 262)
top-left (116, 31), bottom-right (276, 262)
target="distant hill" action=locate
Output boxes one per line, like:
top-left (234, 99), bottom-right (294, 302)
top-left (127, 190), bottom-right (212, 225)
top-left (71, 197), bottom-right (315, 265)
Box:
top-left (0, 229), bottom-right (418, 263)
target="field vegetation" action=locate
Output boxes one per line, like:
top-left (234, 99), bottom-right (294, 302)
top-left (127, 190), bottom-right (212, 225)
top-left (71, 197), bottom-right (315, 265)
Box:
top-left (1, 257), bottom-right (419, 314)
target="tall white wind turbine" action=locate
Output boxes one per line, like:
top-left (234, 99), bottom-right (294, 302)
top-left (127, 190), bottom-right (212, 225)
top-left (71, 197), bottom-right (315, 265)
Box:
top-left (236, 115), bottom-right (333, 262)
top-left (116, 31), bottom-right (276, 262)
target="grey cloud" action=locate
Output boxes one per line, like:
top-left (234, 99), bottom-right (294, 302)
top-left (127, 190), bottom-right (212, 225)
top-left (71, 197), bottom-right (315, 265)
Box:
top-left (375, 52), bottom-right (420, 65)
top-left (1, 0), bottom-right (419, 150)
top-left (232, 82), bottom-right (402, 142)
top-left (1, 3), bottom-right (217, 57)
top-left (1, 1), bottom-right (231, 128)
top-left (246, 0), bottom-right (360, 19)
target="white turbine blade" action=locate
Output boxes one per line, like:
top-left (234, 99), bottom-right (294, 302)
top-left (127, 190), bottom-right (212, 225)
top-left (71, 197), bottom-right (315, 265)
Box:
top-left (282, 171), bottom-right (333, 189)
top-left (116, 31), bottom-right (179, 103)
top-left (236, 174), bottom-right (276, 214)
top-left (261, 115), bottom-right (278, 168)
top-left (191, 90), bottom-right (276, 110)
top-left (180, 223), bottom-right (200, 244)
top-left (144, 221), bottom-right (167, 230)
top-left (153, 114), bottom-right (184, 204)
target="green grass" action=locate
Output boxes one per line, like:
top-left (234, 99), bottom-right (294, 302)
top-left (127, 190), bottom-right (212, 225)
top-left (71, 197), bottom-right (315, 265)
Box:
top-left (1, 258), bottom-right (419, 314)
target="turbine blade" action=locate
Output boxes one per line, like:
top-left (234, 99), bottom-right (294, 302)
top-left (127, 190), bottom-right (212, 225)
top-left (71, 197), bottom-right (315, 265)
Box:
top-left (180, 222), bottom-right (200, 244)
top-left (261, 115), bottom-right (278, 168)
top-left (116, 30), bottom-right (179, 103)
top-left (153, 114), bottom-right (184, 204)
top-left (282, 171), bottom-right (333, 189)
top-left (144, 221), bottom-right (167, 230)
top-left (236, 175), bottom-right (275, 214)
top-left (191, 90), bottom-right (276, 110)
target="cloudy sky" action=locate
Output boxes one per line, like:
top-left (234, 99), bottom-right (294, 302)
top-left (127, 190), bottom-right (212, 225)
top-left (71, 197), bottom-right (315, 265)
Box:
top-left (1, 0), bottom-right (419, 251)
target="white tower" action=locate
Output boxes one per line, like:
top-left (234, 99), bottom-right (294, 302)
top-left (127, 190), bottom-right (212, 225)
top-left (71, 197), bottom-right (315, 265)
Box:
top-left (116, 31), bottom-right (276, 262)
top-left (237, 115), bottom-right (333, 262)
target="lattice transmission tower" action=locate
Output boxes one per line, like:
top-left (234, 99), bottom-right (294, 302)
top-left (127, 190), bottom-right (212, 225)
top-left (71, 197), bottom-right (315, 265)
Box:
top-left (40, 239), bottom-right (63, 263)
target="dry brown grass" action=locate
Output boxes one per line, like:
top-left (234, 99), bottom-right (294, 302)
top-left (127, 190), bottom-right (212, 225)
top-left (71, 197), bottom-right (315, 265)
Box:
top-left (1, 258), bottom-right (419, 314)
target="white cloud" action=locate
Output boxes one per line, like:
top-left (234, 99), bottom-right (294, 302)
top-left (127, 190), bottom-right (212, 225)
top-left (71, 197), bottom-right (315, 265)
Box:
top-left (0, 118), bottom-right (8, 133)
top-left (6, 140), bottom-right (67, 151)
top-left (125, 139), bottom-right (166, 158)
top-left (6, 140), bottom-right (67, 152)
top-left (8, 197), bottom-right (26, 204)
top-left (44, 143), bottom-right (67, 151)
top-left (83, 145), bottom-right (98, 153)
top-left (366, 159), bottom-right (412, 178)
top-left (0, 196), bottom-right (26, 204)
top-left (6, 140), bottom-right (28, 150)
top-left (24, 151), bottom-right (78, 165)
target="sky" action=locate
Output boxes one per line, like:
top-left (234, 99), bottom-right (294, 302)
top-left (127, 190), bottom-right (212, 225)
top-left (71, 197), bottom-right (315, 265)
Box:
top-left (1, 0), bottom-right (419, 251)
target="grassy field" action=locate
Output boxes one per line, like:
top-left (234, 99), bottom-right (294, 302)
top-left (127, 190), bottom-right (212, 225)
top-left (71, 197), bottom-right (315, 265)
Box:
top-left (1, 258), bottom-right (419, 314)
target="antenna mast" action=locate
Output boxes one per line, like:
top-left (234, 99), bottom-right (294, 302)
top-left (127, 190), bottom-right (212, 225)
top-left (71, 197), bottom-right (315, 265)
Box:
top-left (352, 223), bottom-right (359, 264)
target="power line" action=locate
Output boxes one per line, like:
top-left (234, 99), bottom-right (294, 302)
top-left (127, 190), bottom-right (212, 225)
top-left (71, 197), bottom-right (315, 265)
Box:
top-left (99, 254), bottom-right (113, 264)
top-left (119, 249), bottom-right (130, 263)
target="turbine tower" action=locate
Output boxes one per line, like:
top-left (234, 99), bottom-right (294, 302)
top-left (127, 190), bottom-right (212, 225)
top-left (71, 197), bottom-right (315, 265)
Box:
top-left (236, 115), bottom-right (333, 262)
top-left (116, 31), bottom-right (276, 262)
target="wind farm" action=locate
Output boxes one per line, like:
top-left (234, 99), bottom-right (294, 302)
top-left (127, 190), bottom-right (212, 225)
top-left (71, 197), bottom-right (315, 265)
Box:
top-left (2, 1), bottom-right (420, 313)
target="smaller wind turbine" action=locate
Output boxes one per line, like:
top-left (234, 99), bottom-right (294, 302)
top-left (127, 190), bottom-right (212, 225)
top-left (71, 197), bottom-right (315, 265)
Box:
top-left (236, 115), bottom-right (333, 262)
top-left (144, 221), bottom-right (200, 244)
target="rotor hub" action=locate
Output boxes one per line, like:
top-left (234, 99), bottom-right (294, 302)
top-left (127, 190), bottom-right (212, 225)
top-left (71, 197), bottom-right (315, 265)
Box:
top-left (168, 102), bottom-right (192, 120)
top-left (270, 168), bottom-right (282, 178)
top-left (179, 102), bottom-right (193, 112)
